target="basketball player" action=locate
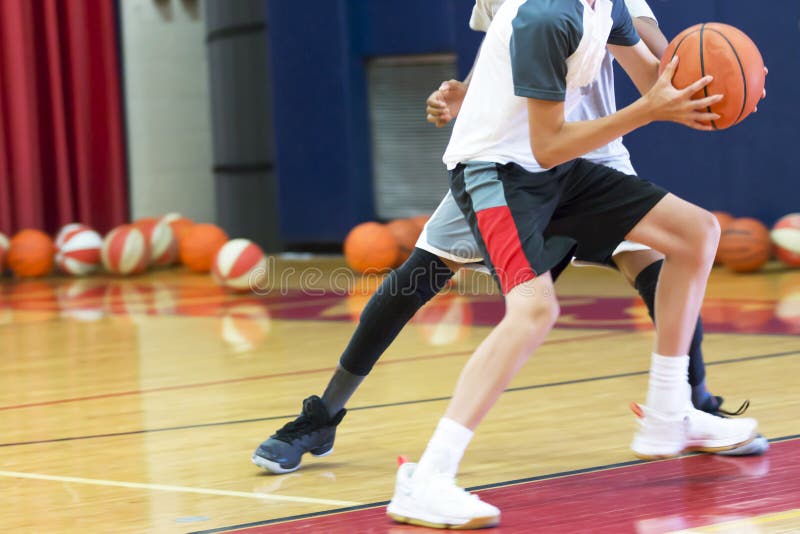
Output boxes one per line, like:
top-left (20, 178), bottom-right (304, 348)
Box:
top-left (381, 0), bottom-right (767, 525)
top-left (252, 0), bottom-right (767, 483)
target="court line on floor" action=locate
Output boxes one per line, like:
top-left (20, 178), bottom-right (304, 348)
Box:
top-left (187, 434), bottom-right (800, 534)
top-left (0, 330), bottom-right (626, 412)
top-left (1, 348), bottom-right (797, 449)
top-left (0, 470), bottom-right (361, 507)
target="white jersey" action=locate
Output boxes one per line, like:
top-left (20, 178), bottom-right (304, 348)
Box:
top-left (449, 0), bottom-right (657, 171)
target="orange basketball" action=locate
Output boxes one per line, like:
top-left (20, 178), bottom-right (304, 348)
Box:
top-left (711, 211), bottom-right (734, 265)
top-left (344, 222), bottom-right (399, 273)
top-left (410, 214), bottom-right (430, 232)
top-left (661, 23), bottom-right (765, 130)
top-left (387, 219), bottom-right (422, 266)
top-left (179, 223), bottom-right (228, 273)
top-left (166, 217), bottom-right (194, 246)
top-left (718, 217), bottom-right (771, 273)
top-left (7, 229), bottom-right (55, 278)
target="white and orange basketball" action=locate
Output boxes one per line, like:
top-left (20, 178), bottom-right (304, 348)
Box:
top-left (101, 225), bottom-right (150, 275)
top-left (212, 238), bottom-right (267, 292)
top-left (55, 223), bottom-right (89, 249)
top-left (55, 225), bottom-right (103, 276)
top-left (771, 214), bottom-right (800, 268)
top-left (136, 219), bottom-right (178, 267)
top-left (0, 231), bottom-right (8, 273)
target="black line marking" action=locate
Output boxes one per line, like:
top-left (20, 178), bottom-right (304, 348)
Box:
top-left (2, 349), bottom-right (798, 449)
top-left (187, 502), bottom-right (390, 533)
top-left (706, 27), bottom-right (749, 125)
top-left (699, 24), bottom-right (718, 130)
top-left (188, 435), bottom-right (800, 533)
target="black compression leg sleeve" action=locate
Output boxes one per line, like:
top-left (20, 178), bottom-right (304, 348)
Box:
top-left (338, 247), bottom-right (454, 377)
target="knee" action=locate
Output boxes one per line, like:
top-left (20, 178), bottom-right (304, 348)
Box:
top-left (668, 210), bottom-right (720, 267)
top-left (691, 210), bottom-right (721, 265)
top-left (507, 295), bottom-right (560, 332)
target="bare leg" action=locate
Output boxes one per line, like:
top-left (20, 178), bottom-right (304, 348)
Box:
top-left (443, 274), bottom-right (559, 429)
top-left (625, 194), bottom-right (719, 357)
top-left (412, 274), bottom-right (559, 483)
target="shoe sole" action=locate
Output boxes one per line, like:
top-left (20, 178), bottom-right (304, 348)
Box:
top-left (252, 447), bottom-right (334, 474)
top-left (387, 511), bottom-right (499, 530)
top-left (633, 436), bottom-right (756, 461)
top-left (716, 435), bottom-right (769, 456)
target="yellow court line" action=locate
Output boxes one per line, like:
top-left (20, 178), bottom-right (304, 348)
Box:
top-left (669, 508), bottom-right (800, 533)
top-left (0, 470), bottom-right (361, 507)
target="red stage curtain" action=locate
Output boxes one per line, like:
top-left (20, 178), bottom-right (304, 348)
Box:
top-left (0, 0), bottom-right (128, 236)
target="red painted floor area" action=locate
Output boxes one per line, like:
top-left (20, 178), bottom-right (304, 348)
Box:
top-left (223, 439), bottom-right (800, 534)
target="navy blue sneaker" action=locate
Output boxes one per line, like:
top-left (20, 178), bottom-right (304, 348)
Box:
top-left (252, 396), bottom-right (346, 473)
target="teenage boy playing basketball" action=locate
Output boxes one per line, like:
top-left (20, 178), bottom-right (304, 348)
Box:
top-left (382, 0), bottom-right (764, 528)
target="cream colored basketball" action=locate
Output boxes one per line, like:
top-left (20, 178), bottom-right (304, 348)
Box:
top-left (140, 220), bottom-right (178, 266)
top-left (56, 225), bottom-right (103, 276)
top-left (212, 238), bottom-right (267, 292)
top-left (55, 223), bottom-right (89, 249)
top-left (771, 214), bottom-right (800, 268)
top-left (101, 225), bottom-right (150, 275)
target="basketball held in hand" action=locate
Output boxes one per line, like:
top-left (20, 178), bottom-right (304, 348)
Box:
top-left (661, 23), bottom-right (765, 130)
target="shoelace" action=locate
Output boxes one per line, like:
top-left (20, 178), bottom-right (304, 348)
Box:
top-left (272, 415), bottom-right (317, 443)
top-left (716, 399), bottom-right (750, 417)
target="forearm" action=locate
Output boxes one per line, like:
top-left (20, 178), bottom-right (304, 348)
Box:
top-left (609, 40), bottom-right (660, 95)
top-left (532, 99), bottom-right (653, 168)
top-left (631, 63), bottom-right (659, 95)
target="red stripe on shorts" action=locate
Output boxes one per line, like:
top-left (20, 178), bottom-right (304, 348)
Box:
top-left (475, 205), bottom-right (535, 294)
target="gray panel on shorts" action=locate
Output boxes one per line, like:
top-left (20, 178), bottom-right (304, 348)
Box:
top-left (463, 162), bottom-right (506, 211)
top-left (420, 191), bottom-right (483, 261)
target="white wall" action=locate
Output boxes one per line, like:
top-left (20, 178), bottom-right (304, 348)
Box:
top-left (120, 0), bottom-right (216, 223)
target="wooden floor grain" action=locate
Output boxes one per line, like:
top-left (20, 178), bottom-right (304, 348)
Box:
top-left (1, 260), bottom-right (799, 533)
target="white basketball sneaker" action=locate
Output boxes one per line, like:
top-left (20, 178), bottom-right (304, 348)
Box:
top-left (685, 407), bottom-right (758, 452)
top-left (630, 403), bottom-right (690, 460)
top-left (386, 461), bottom-right (500, 530)
top-left (631, 403), bottom-right (758, 460)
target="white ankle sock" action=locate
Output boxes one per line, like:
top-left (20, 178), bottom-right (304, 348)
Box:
top-left (646, 353), bottom-right (690, 415)
top-left (413, 417), bottom-right (473, 481)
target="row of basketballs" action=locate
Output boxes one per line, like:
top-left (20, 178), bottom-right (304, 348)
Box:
top-left (713, 212), bottom-right (800, 272)
top-left (342, 212), bottom-right (800, 274)
top-left (0, 214), bottom-right (268, 292)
